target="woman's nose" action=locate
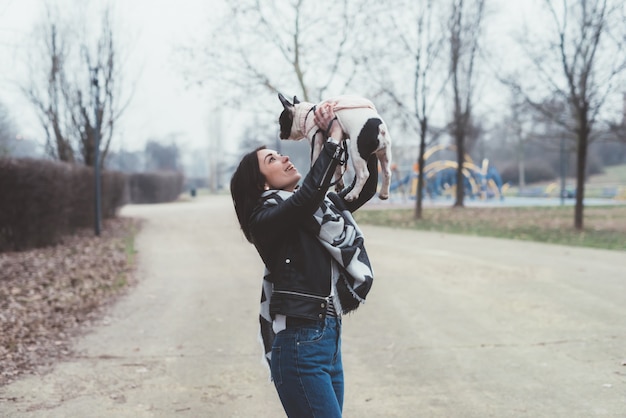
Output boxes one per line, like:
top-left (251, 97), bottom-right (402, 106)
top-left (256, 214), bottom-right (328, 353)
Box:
top-left (282, 155), bottom-right (290, 163)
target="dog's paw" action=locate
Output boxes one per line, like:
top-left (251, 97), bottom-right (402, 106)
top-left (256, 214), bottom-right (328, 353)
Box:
top-left (345, 192), bottom-right (359, 202)
top-left (378, 192), bottom-right (389, 200)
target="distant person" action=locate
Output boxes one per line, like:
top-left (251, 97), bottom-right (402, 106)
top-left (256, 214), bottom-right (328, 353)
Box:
top-left (230, 103), bottom-right (377, 417)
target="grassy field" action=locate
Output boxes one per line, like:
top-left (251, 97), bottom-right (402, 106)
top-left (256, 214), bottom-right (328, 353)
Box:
top-left (503, 165), bottom-right (626, 199)
top-left (354, 204), bottom-right (626, 251)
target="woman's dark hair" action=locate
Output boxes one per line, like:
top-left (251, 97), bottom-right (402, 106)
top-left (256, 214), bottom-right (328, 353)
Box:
top-left (230, 146), bottom-right (266, 243)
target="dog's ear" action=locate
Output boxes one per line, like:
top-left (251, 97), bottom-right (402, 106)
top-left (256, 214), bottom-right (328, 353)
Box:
top-left (293, 96), bottom-right (300, 104)
top-left (278, 93), bottom-right (293, 109)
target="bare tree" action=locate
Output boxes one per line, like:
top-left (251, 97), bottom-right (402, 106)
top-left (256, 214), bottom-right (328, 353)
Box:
top-left (22, 5), bottom-right (128, 167)
top-left (506, 97), bottom-right (536, 192)
top-left (505, 0), bottom-right (626, 230)
top-left (447, 0), bottom-right (486, 208)
top-left (411, 1), bottom-right (448, 218)
top-left (187, 0), bottom-right (368, 105)
top-left (0, 101), bottom-right (17, 156)
top-left (362, 0), bottom-right (448, 218)
top-left (22, 18), bottom-right (74, 162)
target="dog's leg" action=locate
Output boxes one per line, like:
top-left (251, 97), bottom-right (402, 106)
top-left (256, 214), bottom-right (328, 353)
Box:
top-left (377, 148), bottom-right (391, 200)
top-left (377, 126), bottom-right (392, 200)
top-left (310, 132), bottom-right (325, 165)
top-left (345, 135), bottom-right (368, 201)
top-left (344, 155), bottom-right (369, 202)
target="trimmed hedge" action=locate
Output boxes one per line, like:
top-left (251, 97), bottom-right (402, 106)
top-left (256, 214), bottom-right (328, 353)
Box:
top-left (66, 165), bottom-right (127, 229)
top-left (0, 159), bottom-right (184, 251)
top-left (0, 158), bottom-right (127, 252)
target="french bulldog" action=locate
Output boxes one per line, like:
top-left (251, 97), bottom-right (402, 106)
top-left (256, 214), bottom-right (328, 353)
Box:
top-left (278, 93), bottom-right (392, 201)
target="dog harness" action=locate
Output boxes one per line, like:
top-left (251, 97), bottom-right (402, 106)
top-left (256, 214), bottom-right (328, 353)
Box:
top-left (296, 96), bottom-right (377, 140)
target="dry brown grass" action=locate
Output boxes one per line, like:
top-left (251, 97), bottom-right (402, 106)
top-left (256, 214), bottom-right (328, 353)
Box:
top-left (355, 205), bottom-right (626, 250)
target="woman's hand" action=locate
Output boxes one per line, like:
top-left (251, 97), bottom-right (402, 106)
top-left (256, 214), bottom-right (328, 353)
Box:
top-left (314, 102), bottom-right (342, 140)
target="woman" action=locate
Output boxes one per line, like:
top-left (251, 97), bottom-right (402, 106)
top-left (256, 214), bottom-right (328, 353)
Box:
top-left (230, 103), bottom-right (378, 417)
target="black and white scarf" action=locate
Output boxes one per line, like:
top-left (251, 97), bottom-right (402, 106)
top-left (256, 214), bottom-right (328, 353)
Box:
top-left (259, 190), bottom-right (374, 367)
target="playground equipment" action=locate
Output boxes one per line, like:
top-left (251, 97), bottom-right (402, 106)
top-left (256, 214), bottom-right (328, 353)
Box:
top-left (390, 144), bottom-right (507, 200)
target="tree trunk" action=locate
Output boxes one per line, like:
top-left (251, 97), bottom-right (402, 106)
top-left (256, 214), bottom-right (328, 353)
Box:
top-left (454, 120), bottom-right (465, 207)
top-left (517, 136), bottom-right (525, 191)
top-left (414, 118), bottom-right (428, 219)
top-left (574, 122), bottom-right (588, 230)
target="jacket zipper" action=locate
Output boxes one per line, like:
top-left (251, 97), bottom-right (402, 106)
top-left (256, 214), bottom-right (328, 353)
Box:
top-left (273, 290), bottom-right (328, 301)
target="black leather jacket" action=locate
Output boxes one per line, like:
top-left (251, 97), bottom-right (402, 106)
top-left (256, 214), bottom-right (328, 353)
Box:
top-left (249, 140), bottom-right (378, 321)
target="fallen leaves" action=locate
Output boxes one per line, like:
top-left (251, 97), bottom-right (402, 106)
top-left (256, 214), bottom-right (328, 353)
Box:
top-left (0, 217), bottom-right (140, 386)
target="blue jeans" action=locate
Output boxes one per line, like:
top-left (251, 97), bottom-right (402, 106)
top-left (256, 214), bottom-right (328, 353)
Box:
top-left (270, 317), bottom-right (343, 418)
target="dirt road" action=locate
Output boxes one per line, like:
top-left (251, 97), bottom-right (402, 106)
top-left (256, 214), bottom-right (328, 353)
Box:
top-left (1, 195), bottom-right (625, 417)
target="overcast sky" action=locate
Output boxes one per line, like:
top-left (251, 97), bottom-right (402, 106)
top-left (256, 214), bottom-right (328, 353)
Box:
top-left (0, 0), bottom-right (538, 155)
top-left (0, 0), bottom-right (221, 153)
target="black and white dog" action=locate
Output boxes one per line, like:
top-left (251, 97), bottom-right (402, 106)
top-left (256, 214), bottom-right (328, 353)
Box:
top-left (278, 93), bottom-right (392, 201)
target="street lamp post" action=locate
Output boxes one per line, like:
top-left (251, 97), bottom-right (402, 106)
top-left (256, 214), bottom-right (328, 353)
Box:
top-left (91, 67), bottom-right (102, 236)
top-left (559, 134), bottom-right (566, 206)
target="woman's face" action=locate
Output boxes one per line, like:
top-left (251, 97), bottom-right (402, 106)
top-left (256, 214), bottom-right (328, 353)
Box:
top-left (257, 148), bottom-right (301, 191)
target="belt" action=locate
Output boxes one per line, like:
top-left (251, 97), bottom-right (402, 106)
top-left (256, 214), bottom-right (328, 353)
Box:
top-left (286, 316), bottom-right (322, 327)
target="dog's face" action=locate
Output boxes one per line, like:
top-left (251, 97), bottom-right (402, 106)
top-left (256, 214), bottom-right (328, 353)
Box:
top-left (278, 93), bottom-right (300, 140)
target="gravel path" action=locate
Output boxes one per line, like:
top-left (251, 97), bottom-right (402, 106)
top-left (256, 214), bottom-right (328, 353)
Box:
top-left (1, 195), bottom-right (625, 417)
